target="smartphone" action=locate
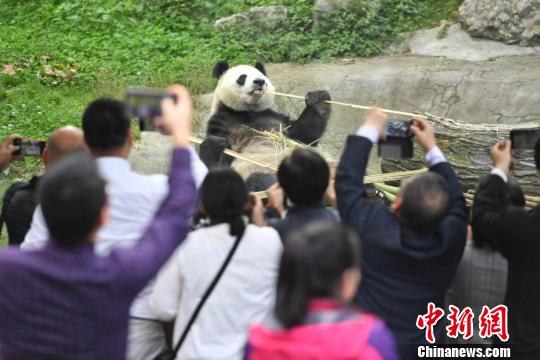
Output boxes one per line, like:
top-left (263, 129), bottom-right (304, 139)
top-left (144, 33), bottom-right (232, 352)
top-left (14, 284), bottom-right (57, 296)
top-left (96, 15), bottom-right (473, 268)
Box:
top-left (124, 88), bottom-right (177, 131)
top-left (378, 120), bottom-right (414, 159)
top-left (13, 139), bottom-right (46, 156)
top-left (510, 129), bottom-right (540, 150)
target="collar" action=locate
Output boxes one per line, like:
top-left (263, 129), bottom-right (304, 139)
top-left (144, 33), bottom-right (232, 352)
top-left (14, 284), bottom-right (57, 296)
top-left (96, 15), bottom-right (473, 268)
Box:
top-left (308, 299), bottom-right (342, 312)
top-left (45, 241), bottom-right (95, 255)
top-left (287, 202), bottom-right (327, 213)
top-left (95, 156), bottom-right (131, 177)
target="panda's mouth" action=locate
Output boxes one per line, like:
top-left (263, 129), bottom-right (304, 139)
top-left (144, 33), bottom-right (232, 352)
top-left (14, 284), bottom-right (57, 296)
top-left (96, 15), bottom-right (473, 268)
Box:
top-left (250, 88), bottom-right (264, 96)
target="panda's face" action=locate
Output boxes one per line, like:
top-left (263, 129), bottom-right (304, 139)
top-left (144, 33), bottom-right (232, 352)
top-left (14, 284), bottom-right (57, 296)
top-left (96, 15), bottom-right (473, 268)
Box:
top-left (214, 65), bottom-right (276, 112)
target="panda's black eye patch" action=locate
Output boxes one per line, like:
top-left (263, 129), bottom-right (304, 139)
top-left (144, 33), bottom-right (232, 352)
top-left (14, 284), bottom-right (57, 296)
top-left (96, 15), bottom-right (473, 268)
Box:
top-left (236, 74), bottom-right (247, 86)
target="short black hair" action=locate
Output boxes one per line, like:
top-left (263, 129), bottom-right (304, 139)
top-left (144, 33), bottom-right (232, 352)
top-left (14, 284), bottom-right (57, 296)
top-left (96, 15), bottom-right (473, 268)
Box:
top-left (39, 152), bottom-right (106, 247)
top-left (536, 137), bottom-right (540, 170)
top-left (274, 221), bottom-right (360, 329)
top-left (82, 98), bottom-right (130, 152)
top-left (399, 172), bottom-right (451, 234)
top-left (278, 149), bottom-right (329, 206)
top-left (199, 167), bottom-right (248, 237)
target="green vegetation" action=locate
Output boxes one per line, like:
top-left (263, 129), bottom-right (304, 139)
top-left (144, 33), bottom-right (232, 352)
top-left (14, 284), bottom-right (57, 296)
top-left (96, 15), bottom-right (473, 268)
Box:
top-left (0, 0), bottom-right (463, 246)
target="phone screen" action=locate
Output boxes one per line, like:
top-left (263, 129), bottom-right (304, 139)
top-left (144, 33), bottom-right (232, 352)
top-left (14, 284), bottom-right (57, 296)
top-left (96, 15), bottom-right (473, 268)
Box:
top-left (510, 129), bottom-right (540, 150)
top-left (13, 139), bottom-right (46, 156)
top-left (124, 88), bottom-right (176, 131)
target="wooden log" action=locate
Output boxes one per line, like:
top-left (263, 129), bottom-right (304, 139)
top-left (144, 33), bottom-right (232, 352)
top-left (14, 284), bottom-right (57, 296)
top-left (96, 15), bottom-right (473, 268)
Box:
top-left (381, 114), bottom-right (540, 197)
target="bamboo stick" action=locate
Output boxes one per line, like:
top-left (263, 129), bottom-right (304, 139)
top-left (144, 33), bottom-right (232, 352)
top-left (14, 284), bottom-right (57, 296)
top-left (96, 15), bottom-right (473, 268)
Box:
top-left (267, 91), bottom-right (428, 119)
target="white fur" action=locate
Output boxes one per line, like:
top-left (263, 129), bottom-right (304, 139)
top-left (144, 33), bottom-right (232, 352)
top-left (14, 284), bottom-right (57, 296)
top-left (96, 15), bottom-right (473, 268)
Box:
top-left (211, 65), bottom-right (276, 114)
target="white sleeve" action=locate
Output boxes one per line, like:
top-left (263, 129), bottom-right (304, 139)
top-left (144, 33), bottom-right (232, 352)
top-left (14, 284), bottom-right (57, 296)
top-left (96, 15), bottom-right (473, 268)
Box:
top-left (188, 146), bottom-right (208, 188)
top-left (20, 206), bottom-right (50, 250)
top-left (148, 245), bottom-right (184, 321)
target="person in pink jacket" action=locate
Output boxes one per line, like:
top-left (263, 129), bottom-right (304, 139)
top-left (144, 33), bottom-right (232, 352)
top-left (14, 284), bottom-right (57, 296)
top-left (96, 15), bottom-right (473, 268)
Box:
top-left (246, 221), bottom-right (398, 360)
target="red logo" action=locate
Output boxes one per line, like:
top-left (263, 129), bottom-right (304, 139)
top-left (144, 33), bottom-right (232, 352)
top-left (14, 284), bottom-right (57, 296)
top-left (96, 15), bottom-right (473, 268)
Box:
top-left (446, 305), bottom-right (474, 340)
top-left (417, 304), bottom-right (509, 343)
top-left (479, 305), bottom-right (509, 342)
top-left (416, 302), bottom-right (445, 344)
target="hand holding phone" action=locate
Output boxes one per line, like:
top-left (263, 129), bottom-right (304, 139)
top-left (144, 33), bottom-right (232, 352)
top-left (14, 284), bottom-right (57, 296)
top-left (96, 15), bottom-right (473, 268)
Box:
top-left (124, 88), bottom-right (178, 132)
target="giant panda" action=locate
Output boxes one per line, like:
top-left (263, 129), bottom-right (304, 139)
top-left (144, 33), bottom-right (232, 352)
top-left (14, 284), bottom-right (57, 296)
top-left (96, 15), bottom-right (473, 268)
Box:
top-left (200, 60), bottom-right (332, 191)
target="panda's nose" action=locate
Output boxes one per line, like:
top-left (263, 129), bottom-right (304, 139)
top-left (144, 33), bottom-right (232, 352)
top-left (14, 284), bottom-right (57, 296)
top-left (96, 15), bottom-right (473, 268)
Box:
top-left (253, 79), bottom-right (265, 87)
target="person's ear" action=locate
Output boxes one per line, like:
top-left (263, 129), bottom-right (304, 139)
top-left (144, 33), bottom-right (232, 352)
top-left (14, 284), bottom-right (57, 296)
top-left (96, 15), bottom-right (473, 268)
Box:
top-left (340, 268), bottom-right (361, 303)
top-left (391, 194), bottom-right (403, 214)
top-left (42, 148), bottom-right (49, 167)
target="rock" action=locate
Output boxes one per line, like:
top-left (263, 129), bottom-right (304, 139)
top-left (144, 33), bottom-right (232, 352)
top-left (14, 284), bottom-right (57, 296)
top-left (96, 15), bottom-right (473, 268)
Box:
top-left (459, 0), bottom-right (540, 46)
top-left (313, 0), bottom-right (382, 30)
top-left (402, 23), bottom-right (540, 61)
top-left (129, 56), bottom-right (540, 195)
top-left (214, 6), bottom-right (289, 31)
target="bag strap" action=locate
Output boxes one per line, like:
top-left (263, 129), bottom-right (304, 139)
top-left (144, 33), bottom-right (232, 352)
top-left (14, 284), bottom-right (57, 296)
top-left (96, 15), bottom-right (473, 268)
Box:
top-left (171, 232), bottom-right (243, 356)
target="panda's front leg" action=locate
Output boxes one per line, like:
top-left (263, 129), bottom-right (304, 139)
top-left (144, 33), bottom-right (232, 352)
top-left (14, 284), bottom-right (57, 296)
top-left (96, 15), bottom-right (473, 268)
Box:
top-left (199, 135), bottom-right (234, 168)
top-left (287, 90), bottom-right (331, 146)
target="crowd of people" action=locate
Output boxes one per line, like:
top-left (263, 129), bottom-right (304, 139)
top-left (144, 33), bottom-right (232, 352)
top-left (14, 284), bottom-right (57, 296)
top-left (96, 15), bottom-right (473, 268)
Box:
top-left (0, 84), bottom-right (538, 360)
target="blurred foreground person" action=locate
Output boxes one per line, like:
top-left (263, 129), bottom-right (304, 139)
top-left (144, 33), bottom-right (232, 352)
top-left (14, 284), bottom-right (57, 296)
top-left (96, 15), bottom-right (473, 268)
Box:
top-left (150, 167), bottom-right (282, 360)
top-left (21, 95), bottom-right (207, 359)
top-left (336, 108), bottom-right (467, 359)
top-left (247, 221), bottom-right (398, 360)
top-left (0, 86), bottom-right (197, 360)
top-left (472, 139), bottom-right (540, 359)
top-left (1, 126), bottom-right (86, 246)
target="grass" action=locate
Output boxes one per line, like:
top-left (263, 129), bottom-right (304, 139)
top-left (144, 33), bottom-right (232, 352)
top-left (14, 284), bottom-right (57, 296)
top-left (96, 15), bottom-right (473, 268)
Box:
top-left (0, 0), bottom-right (463, 246)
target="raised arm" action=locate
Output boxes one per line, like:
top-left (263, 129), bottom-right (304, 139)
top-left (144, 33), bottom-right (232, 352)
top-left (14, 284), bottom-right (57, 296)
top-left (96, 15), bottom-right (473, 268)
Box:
top-left (110, 86), bottom-right (197, 295)
top-left (472, 140), bottom-right (523, 256)
top-left (410, 119), bottom-right (466, 222)
top-left (336, 108), bottom-right (387, 233)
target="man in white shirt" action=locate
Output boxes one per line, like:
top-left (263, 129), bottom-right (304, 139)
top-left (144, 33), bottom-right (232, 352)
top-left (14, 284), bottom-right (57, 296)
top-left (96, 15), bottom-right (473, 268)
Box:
top-left (21, 98), bottom-right (207, 360)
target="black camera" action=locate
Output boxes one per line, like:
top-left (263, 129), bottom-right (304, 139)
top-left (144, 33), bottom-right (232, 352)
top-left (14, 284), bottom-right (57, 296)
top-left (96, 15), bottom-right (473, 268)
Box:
top-left (124, 88), bottom-right (177, 131)
top-left (378, 120), bottom-right (414, 159)
top-left (12, 138), bottom-right (46, 157)
top-left (510, 129), bottom-right (540, 150)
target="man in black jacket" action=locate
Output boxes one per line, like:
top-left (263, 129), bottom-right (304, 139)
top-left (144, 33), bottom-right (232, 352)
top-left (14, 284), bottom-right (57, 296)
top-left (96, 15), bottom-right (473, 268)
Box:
top-left (0, 127), bottom-right (85, 245)
top-left (472, 138), bottom-right (540, 359)
top-left (335, 108), bottom-right (467, 359)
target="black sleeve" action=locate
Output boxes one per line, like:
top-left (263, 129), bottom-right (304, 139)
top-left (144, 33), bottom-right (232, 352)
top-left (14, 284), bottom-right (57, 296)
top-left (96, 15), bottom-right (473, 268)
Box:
top-left (472, 174), bottom-right (526, 258)
top-left (335, 136), bottom-right (378, 236)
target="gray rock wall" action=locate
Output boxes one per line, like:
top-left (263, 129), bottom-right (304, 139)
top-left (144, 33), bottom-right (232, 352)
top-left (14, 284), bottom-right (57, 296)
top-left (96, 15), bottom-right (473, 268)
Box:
top-left (460, 0), bottom-right (540, 46)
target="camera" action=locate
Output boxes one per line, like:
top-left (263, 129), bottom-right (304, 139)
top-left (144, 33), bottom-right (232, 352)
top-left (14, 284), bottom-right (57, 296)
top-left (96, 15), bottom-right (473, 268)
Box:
top-left (378, 119), bottom-right (414, 159)
top-left (510, 129), bottom-right (540, 150)
top-left (12, 138), bottom-right (46, 157)
top-left (124, 88), bottom-right (177, 131)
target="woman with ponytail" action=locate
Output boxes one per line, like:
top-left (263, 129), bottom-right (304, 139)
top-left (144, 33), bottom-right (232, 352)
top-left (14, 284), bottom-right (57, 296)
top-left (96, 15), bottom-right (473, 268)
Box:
top-left (149, 167), bottom-right (282, 360)
top-left (246, 221), bottom-right (398, 360)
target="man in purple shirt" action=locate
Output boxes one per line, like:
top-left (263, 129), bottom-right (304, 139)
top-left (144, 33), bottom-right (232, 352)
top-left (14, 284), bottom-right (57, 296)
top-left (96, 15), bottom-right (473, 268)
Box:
top-left (0, 85), bottom-right (196, 360)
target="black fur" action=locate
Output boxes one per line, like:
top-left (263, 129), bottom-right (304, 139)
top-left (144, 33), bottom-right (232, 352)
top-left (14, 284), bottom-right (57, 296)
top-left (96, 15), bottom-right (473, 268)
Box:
top-left (236, 74), bottom-right (247, 86)
top-left (255, 61), bottom-right (266, 75)
top-left (200, 91), bottom-right (331, 169)
top-left (212, 61), bottom-right (229, 78)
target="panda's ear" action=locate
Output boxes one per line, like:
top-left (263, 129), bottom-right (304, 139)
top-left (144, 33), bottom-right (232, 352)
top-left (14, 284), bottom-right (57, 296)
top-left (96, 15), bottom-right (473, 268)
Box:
top-left (255, 61), bottom-right (266, 76)
top-left (212, 61), bottom-right (229, 79)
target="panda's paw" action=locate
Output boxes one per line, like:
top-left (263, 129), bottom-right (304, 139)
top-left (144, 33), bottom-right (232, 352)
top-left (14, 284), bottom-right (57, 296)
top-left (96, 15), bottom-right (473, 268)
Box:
top-left (305, 90), bottom-right (331, 107)
top-left (200, 135), bottom-right (232, 167)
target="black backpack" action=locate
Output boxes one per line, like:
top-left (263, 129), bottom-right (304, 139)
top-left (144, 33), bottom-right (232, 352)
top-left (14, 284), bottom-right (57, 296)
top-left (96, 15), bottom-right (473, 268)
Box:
top-left (0, 176), bottom-right (40, 246)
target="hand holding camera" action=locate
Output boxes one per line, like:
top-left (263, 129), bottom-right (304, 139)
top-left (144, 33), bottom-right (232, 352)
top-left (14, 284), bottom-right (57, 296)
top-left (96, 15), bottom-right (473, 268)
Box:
top-left (161, 85), bottom-right (192, 148)
top-left (0, 135), bottom-right (20, 172)
top-left (410, 118), bottom-right (436, 153)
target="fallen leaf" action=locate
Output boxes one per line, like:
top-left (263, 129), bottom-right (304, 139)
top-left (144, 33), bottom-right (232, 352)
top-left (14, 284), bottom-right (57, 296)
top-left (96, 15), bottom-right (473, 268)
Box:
top-left (1, 64), bottom-right (16, 76)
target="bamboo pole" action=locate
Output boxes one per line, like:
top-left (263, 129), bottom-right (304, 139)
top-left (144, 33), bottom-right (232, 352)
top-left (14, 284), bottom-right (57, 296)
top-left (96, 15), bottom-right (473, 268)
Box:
top-left (267, 91), bottom-right (429, 119)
